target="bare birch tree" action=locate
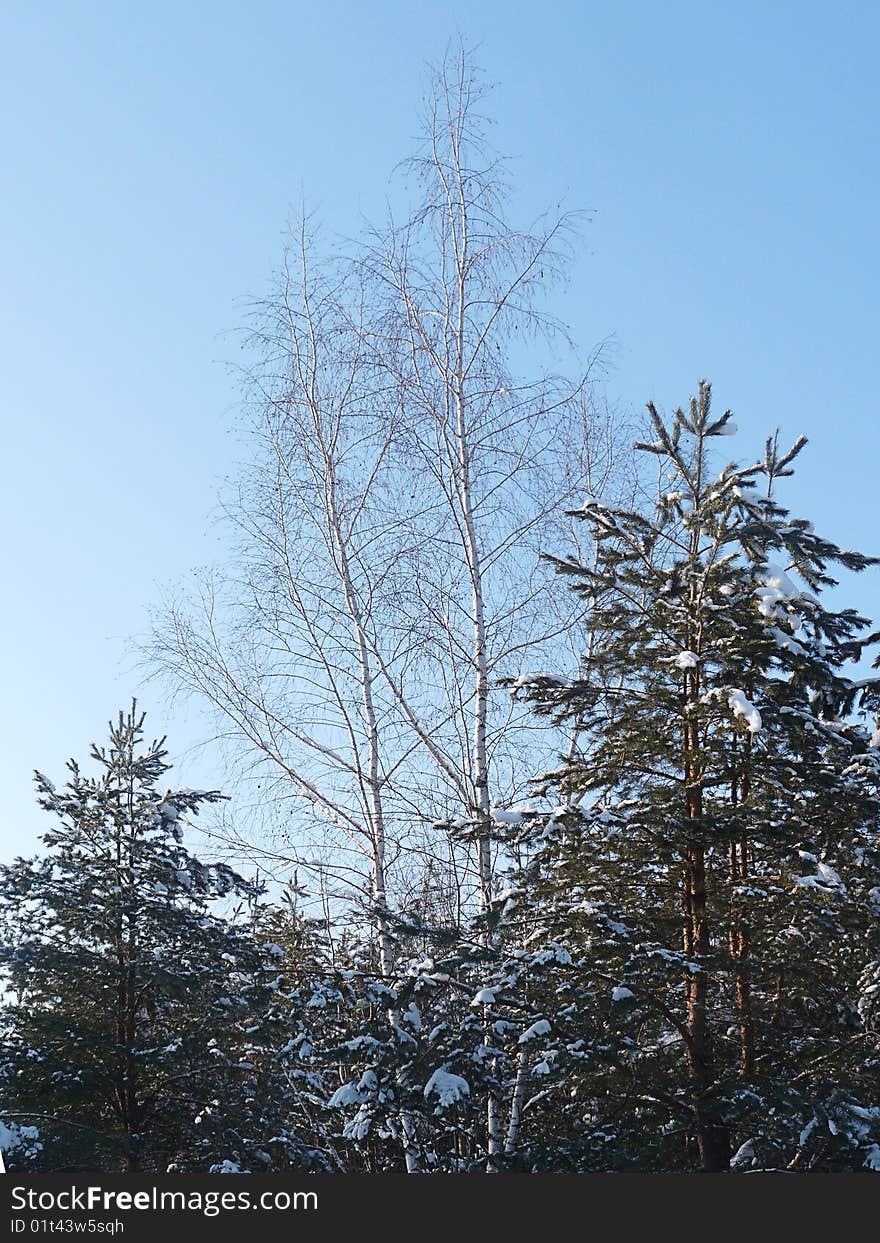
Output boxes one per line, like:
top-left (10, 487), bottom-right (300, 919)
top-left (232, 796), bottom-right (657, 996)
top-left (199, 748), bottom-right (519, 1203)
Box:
top-left (150, 232), bottom-right (433, 1167)
top-left (364, 52), bottom-right (633, 886)
top-left (149, 48), bottom-right (631, 1171)
top-left (356, 50), bottom-right (630, 1165)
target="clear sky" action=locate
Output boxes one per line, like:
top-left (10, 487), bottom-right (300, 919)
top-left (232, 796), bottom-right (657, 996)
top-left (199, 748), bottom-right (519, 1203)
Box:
top-left (3, 1), bottom-right (878, 858)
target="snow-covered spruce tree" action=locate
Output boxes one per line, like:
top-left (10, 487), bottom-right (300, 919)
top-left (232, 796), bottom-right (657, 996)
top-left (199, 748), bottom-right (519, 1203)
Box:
top-left (315, 891), bottom-right (569, 1173)
top-left (318, 915), bottom-right (494, 1172)
top-left (502, 383), bottom-right (880, 1172)
top-left (0, 706), bottom-right (322, 1173)
top-left (243, 889), bottom-right (349, 1172)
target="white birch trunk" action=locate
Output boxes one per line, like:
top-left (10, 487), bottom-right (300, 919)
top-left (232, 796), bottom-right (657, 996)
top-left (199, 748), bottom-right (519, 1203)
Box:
top-left (328, 470), bottom-right (421, 1174)
top-left (504, 1046), bottom-right (529, 1156)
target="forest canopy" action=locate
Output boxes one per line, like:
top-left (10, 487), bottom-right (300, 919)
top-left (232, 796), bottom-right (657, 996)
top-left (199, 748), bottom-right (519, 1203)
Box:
top-left (2, 53), bottom-right (878, 1177)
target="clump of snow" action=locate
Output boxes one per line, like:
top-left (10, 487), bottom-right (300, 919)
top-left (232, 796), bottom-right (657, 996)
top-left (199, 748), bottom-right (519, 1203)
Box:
top-left (328, 1068), bottom-right (380, 1111)
top-left (491, 804), bottom-right (535, 827)
top-left (669, 650), bottom-right (699, 670)
top-left (403, 1002), bottom-right (422, 1031)
top-left (327, 1081), bottom-right (361, 1109)
top-left (733, 485), bottom-right (764, 504)
top-left (471, 988), bottom-right (497, 1006)
top-left (611, 986), bottom-right (635, 1003)
top-left (793, 876), bottom-right (826, 892)
top-left (511, 671), bottom-right (566, 689)
top-left (0, 1119), bottom-right (42, 1162)
top-left (794, 858), bottom-right (845, 894)
top-left (730, 1139), bottom-right (756, 1168)
top-left (816, 861), bottom-right (844, 889)
top-left (518, 1019), bottom-right (551, 1044)
top-left (728, 689), bottom-right (762, 734)
top-left (769, 627), bottom-right (809, 658)
top-left (755, 563), bottom-right (801, 622)
top-left (424, 1068), bottom-right (470, 1106)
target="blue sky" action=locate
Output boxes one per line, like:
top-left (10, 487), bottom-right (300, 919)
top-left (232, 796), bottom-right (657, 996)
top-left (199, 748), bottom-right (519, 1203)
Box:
top-left (3, 1), bottom-right (878, 857)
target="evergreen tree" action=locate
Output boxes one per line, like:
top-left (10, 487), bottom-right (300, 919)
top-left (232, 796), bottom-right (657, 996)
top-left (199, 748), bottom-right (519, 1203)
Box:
top-left (245, 888), bottom-right (343, 1172)
top-left (0, 705), bottom-right (309, 1172)
top-left (318, 891), bottom-right (557, 1172)
top-left (504, 384), bottom-right (880, 1171)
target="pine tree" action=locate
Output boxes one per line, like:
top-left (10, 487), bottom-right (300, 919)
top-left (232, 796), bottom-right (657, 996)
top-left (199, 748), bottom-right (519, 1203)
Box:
top-left (504, 383), bottom-right (880, 1171)
top-left (0, 705), bottom-right (299, 1173)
